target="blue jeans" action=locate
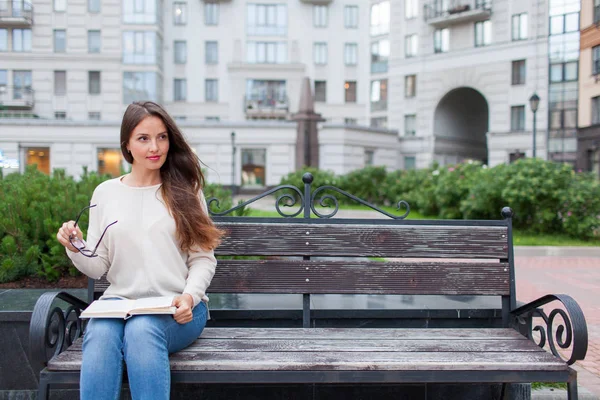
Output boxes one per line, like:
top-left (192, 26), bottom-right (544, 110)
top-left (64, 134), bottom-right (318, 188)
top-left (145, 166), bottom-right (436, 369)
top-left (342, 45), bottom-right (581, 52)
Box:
top-left (80, 301), bottom-right (207, 400)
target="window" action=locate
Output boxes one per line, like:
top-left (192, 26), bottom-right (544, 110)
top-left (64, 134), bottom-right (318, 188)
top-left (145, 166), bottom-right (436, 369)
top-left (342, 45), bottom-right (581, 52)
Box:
top-left (205, 3), bottom-right (219, 25)
top-left (241, 149), bottom-right (266, 187)
top-left (174, 40), bottom-right (186, 64)
top-left (123, 72), bottom-right (161, 103)
top-left (405, 0), bottom-right (418, 18)
top-left (88, 0), bottom-right (101, 13)
top-left (247, 4), bottom-right (287, 36)
top-left (54, 29), bottom-right (66, 53)
top-left (0, 70), bottom-right (6, 88)
top-left (205, 41), bottom-right (218, 64)
top-left (371, 39), bottom-right (389, 72)
top-left (370, 1), bottom-right (390, 36)
top-left (510, 106), bottom-right (525, 131)
top-left (88, 30), bottom-right (101, 53)
top-left (247, 41), bottom-right (287, 63)
top-left (345, 43), bottom-right (357, 66)
top-left (370, 79), bottom-right (387, 111)
top-left (404, 156), bottom-right (416, 170)
top-left (97, 149), bottom-right (123, 177)
top-left (345, 118), bottom-right (357, 125)
top-left (13, 29), bottom-right (32, 52)
top-left (405, 75), bottom-right (416, 98)
top-left (205, 79), bottom-right (218, 102)
top-left (314, 81), bottom-right (326, 102)
top-left (434, 28), bottom-right (449, 53)
top-left (54, 71), bottom-right (66, 96)
top-left (205, 116), bottom-right (219, 121)
top-left (595, 0), bottom-right (600, 24)
top-left (512, 13), bottom-right (527, 41)
top-left (13, 70), bottom-right (32, 100)
top-left (550, 62), bottom-right (578, 82)
top-left (344, 6), bottom-right (358, 28)
top-left (123, 0), bottom-right (158, 24)
top-left (123, 31), bottom-right (160, 64)
top-left (54, 0), bottom-right (66, 12)
top-left (345, 81), bottom-right (356, 103)
top-left (174, 79), bottom-right (186, 101)
top-left (0, 29), bottom-right (7, 52)
top-left (593, 96), bottom-right (600, 125)
top-left (593, 46), bottom-right (600, 75)
top-left (512, 60), bottom-right (526, 85)
top-left (173, 2), bottom-right (187, 25)
top-left (26, 147), bottom-right (50, 175)
top-left (55, 111), bottom-right (67, 119)
top-left (550, 13), bottom-right (579, 35)
top-left (89, 112), bottom-right (101, 120)
top-left (405, 34), bottom-right (418, 58)
top-left (313, 5), bottom-right (327, 28)
top-left (364, 150), bottom-right (374, 166)
top-left (89, 71), bottom-right (101, 95)
top-left (404, 114), bottom-right (416, 136)
top-left (370, 117), bottom-right (387, 128)
top-left (475, 20), bottom-right (492, 47)
top-left (314, 42), bottom-right (327, 65)
top-left (246, 79), bottom-right (286, 104)
top-left (549, 109), bottom-right (577, 129)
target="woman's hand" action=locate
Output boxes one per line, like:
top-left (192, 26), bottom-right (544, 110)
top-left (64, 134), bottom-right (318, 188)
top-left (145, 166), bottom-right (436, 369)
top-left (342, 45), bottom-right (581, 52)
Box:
top-left (172, 294), bottom-right (194, 324)
top-left (57, 221), bottom-right (83, 253)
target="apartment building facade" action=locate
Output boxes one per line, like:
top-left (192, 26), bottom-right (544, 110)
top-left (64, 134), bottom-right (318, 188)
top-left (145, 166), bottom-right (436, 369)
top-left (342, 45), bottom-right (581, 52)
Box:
top-left (577, 0), bottom-right (600, 175)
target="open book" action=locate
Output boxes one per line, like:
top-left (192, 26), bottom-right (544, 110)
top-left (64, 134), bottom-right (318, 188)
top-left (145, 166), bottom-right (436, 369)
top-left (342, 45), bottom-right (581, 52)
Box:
top-left (80, 296), bottom-right (176, 319)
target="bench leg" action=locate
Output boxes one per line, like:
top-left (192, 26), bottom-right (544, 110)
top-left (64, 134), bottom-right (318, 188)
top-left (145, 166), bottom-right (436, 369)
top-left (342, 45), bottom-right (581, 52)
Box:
top-left (567, 368), bottom-right (578, 400)
top-left (38, 373), bottom-right (50, 400)
top-left (500, 383), bottom-right (508, 400)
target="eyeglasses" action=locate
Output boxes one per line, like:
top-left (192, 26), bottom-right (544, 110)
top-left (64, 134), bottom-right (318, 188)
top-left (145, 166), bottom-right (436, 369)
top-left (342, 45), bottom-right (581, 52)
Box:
top-left (69, 204), bottom-right (118, 258)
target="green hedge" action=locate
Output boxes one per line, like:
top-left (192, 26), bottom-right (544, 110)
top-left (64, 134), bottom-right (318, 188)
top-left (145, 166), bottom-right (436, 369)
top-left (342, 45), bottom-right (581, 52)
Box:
top-left (0, 166), bottom-right (231, 283)
top-left (279, 159), bottom-right (600, 240)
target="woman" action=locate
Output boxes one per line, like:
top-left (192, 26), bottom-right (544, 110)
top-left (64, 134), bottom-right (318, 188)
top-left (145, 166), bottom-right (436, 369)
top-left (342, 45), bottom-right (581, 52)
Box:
top-left (56, 101), bottom-right (222, 400)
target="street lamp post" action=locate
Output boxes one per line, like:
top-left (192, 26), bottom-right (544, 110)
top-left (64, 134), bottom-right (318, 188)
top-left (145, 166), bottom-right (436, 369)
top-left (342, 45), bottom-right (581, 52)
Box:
top-left (231, 131), bottom-right (236, 196)
top-left (529, 93), bottom-right (540, 158)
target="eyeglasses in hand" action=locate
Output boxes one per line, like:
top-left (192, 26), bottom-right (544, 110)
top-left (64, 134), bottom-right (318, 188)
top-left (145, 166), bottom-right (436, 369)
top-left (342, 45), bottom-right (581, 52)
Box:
top-left (69, 204), bottom-right (118, 258)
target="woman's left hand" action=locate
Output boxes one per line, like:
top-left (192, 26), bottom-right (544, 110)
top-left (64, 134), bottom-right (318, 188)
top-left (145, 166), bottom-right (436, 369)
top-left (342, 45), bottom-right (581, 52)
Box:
top-left (172, 294), bottom-right (194, 324)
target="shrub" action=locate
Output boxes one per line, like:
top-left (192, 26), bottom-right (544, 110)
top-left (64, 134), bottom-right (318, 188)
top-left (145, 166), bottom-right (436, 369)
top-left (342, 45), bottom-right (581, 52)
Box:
top-left (338, 166), bottom-right (387, 205)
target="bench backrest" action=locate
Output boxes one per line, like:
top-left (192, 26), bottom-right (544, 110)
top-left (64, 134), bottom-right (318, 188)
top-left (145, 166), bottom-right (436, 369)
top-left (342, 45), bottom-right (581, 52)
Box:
top-left (89, 174), bottom-right (516, 328)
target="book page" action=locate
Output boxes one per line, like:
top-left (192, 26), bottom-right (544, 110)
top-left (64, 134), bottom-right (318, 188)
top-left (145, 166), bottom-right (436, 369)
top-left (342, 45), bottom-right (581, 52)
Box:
top-left (130, 296), bottom-right (176, 314)
top-left (80, 299), bottom-right (134, 319)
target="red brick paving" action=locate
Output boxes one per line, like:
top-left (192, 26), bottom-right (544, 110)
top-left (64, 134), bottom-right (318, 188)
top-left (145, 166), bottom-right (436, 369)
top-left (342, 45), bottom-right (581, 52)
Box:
top-left (516, 256), bottom-right (600, 396)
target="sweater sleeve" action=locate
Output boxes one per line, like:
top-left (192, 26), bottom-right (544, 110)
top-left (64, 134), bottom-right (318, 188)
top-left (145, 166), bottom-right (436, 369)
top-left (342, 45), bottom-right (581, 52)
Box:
top-left (65, 188), bottom-right (111, 279)
top-left (183, 190), bottom-right (217, 306)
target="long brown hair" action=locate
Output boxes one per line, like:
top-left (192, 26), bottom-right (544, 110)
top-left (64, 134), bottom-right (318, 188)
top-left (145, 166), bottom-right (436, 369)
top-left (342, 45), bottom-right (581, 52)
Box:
top-left (120, 101), bottom-right (223, 252)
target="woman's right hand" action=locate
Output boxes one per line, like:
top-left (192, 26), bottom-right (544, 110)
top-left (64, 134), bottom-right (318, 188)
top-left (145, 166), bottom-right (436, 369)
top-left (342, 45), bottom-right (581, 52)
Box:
top-left (57, 221), bottom-right (83, 253)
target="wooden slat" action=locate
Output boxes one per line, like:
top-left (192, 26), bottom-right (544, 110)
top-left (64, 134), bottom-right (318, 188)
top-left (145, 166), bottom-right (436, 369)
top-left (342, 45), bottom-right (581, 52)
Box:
top-left (198, 328), bottom-right (526, 340)
top-left (48, 350), bottom-right (566, 372)
top-left (215, 222), bottom-right (509, 259)
top-left (64, 338), bottom-right (541, 353)
top-left (208, 260), bottom-right (510, 295)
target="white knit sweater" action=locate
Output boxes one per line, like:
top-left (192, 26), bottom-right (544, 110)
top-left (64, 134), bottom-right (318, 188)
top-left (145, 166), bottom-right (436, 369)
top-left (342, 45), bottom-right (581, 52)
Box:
top-left (66, 176), bottom-right (217, 307)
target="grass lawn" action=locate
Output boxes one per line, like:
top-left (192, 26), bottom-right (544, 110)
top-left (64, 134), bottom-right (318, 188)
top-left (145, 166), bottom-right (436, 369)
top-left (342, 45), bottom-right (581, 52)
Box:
top-left (244, 207), bottom-right (600, 247)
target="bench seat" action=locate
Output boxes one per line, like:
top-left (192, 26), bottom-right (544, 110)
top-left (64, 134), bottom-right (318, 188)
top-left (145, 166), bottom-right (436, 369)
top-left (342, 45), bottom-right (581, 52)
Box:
top-left (47, 328), bottom-right (567, 378)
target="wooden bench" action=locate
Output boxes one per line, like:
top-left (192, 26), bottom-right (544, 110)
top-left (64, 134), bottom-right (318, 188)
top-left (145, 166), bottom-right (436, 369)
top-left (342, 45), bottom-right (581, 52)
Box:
top-left (29, 173), bottom-right (588, 399)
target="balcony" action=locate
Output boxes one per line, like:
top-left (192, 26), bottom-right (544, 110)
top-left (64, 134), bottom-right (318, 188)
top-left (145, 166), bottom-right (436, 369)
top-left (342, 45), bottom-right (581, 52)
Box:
top-left (244, 96), bottom-right (289, 119)
top-left (0, 1), bottom-right (33, 27)
top-left (0, 86), bottom-right (35, 109)
top-left (424, 0), bottom-right (491, 28)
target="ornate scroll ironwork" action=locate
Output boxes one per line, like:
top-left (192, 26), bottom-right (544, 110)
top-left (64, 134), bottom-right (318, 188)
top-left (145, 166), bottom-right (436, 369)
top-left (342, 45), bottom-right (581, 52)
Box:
top-left (207, 172), bottom-right (410, 219)
top-left (511, 294), bottom-right (588, 365)
top-left (29, 291), bottom-right (88, 368)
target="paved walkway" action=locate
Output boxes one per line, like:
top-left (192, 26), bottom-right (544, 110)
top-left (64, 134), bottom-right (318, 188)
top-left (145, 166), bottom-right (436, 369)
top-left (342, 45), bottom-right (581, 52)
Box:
top-left (233, 195), bottom-right (600, 396)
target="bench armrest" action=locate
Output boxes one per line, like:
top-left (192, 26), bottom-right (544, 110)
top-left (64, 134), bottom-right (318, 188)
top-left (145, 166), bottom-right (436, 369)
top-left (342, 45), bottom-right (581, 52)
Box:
top-left (29, 291), bottom-right (89, 369)
top-left (511, 294), bottom-right (588, 365)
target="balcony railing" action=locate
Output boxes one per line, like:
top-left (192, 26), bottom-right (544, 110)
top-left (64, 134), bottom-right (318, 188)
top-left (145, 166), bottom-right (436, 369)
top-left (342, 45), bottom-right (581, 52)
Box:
top-left (244, 95), bottom-right (289, 118)
top-left (424, 0), bottom-right (491, 28)
top-left (0, 86), bottom-right (35, 109)
top-left (0, 1), bottom-right (33, 26)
